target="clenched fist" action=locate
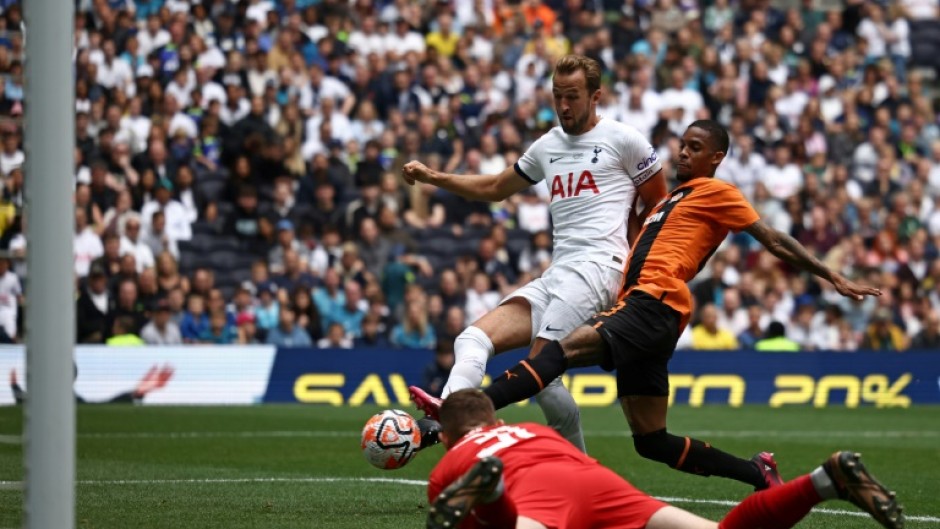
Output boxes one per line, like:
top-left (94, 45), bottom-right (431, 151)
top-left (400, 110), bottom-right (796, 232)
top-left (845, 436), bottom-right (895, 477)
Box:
top-left (402, 161), bottom-right (433, 186)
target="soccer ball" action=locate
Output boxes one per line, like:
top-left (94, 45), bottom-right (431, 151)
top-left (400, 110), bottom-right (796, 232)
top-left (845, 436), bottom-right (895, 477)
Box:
top-left (361, 409), bottom-right (422, 470)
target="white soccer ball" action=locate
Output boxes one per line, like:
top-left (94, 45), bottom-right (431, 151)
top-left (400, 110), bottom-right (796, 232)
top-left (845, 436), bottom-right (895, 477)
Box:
top-left (360, 409), bottom-right (422, 470)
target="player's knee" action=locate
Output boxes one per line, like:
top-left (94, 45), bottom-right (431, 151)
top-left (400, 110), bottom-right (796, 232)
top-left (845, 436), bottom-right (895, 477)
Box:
top-left (632, 429), bottom-right (672, 463)
top-left (559, 326), bottom-right (606, 366)
top-left (548, 404), bottom-right (581, 432)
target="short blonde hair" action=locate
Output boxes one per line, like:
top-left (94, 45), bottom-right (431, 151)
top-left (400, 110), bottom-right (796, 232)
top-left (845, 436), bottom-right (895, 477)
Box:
top-left (553, 54), bottom-right (602, 93)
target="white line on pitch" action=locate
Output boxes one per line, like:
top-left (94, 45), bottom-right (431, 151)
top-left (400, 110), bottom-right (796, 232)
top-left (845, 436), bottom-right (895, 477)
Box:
top-left (0, 477), bottom-right (935, 524)
top-left (655, 496), bottom-right (939, 523)
top-left (69, 429), bottom-right (940, 440)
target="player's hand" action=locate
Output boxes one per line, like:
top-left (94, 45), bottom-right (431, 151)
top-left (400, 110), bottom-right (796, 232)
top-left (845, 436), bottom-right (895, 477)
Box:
top-left (9, 368), bottom-right (16, 387)
top-left (402, 161), bottom-right (432, 186)
top-left (832, 273), bottom-right (882, 301)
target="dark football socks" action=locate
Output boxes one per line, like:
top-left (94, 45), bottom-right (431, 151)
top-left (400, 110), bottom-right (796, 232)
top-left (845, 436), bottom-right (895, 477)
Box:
top-left (633, 429), bottom-right (764, 488)
top-left (484, 340), bottom-right (568, 410)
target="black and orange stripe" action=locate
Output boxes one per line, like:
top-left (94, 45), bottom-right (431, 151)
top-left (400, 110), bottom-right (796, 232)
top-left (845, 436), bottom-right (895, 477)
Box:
top-left (623, 187), bottom-right (693, 292)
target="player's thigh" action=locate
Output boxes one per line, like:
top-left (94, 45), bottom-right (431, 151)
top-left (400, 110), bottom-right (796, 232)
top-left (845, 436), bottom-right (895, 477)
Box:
top-left (548, 325), bottom-right (608, 367)
top-left (517, 517), bottom-right (548, 529)
top-left (620, 395), bottom-right (669, 435)
top-left (644, 506), bottom-right (717, 529)
top-left (534, 263), bottom-right (623, 343)
top-left (472, 297), bottom-right (535, 353)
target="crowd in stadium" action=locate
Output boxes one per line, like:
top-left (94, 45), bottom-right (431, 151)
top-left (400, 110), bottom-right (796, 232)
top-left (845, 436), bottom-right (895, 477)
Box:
top-left (0, 0), bottom-right (937, 354)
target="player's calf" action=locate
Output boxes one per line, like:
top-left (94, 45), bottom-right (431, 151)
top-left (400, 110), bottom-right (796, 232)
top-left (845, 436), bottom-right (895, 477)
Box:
top-left (484, 340), bottom-right (568, 410)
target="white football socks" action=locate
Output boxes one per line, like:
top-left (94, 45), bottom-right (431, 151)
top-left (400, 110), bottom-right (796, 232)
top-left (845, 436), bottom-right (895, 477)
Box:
top-left (442, 326), bottom-right (495, 398)
top-left (811, 466), bottom-right (838, 500)
top-left (535, 376), bottom-right (587, 453)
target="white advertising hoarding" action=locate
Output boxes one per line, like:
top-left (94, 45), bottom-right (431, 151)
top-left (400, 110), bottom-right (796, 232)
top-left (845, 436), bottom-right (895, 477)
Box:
top-left (0, 345), bottom-right (277, 405)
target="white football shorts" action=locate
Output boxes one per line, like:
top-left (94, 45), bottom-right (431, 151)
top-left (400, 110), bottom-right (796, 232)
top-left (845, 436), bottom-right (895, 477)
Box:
top-left (502, 261), bottom-right (624, 343)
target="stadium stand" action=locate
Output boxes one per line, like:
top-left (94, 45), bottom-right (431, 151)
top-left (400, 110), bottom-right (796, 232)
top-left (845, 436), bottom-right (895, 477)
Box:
top-left (0, 0), bottom-right (938, 352)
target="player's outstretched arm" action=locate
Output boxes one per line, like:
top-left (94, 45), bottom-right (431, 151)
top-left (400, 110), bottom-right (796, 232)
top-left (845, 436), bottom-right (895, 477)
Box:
top-left (402, 161), bottom-right (532, 202)
top-left (744, 220), bottom-right (882, 301)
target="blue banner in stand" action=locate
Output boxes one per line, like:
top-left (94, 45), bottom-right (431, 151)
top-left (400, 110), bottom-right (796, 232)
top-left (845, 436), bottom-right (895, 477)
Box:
top-left (262, 348), bottom-right (940, 408)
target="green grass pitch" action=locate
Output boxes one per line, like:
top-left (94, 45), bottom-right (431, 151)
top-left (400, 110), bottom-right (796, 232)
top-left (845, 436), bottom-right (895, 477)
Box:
top-left (0, 404), bottom-right (937, 528)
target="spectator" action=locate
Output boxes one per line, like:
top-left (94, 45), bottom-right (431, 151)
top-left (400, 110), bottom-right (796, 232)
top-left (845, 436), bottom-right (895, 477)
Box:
top-left (325, 280), bottom-right (367, 338)
top-left (102, 189), bottom-right (135, 236)
top-left (0, 125), bottom-right (23, 177)
top-left (155, 252), bottom-right (184, 293)
top-left (356, 217), bottom-right (391, 279)
top-left (224, 185), bottom-right (269, 242)
top-left (391, 299), bottom-right (437, 350)
top-left (236, 312), bottom-right (260, 344)
top-left (716, 288), bottom-right (749, 337)
top-left (658, 69), bottom-right (704, 133)
top-left (422, 341), bottom-right (455, 398)
top-left (355, 313), bottom-right (390, 348)
top-left (140, 178), bottom-right (192, 243)
top-left (206, 288), bottom-right (236, 327)
top-left (188, 268), bottom-right (216, 298)
top-left (228, 285), bottom-right (255, 322)
top-left (0, 257), bottom-right (20, 342)
top-left (464, 271), bottom-right (500, 326)
top-left (911, 310), bottom-right (940, 349)
top-left (118, 213), bottom-right (155, 272)
top-left (737, 306), bottom-right (766, 350)
top-left (273, 249), bottom-right (317, 292)
top-left (317, 321), bottom-right (354, 349)
top-left (74, 209), bottom-right (104, 278)
top-left (762, 144), bottom-right (804, 201)
top-left (77, 265), bottom-right (113, 344)
top-left (91, 232), bottom-right (123, 282)
top-left (253, 282), bottom-right (281, 336)
top-left (810, 305), bottom-right (846, 350)
top-left (141, 210), bottom-right (180, 259)
top-left (199, 310), bottom-right (238, 345)
top-left (755, 321), bottom-right (802, 352)
top-left (436, 305), bottom-right (467, 348)
top-left (437, 269), bottom-right (466, 312)
top-left (268, 219), bottom-right (303, 275)
top-left (106, 315), bottom-right (145, 346)
top-left (291, 286), bottom-right (322, 343)
top-left (787, 301), bottom-right (818, 350)
top-left (266, 305), bottom-right (313, 347)
top-left (265, 178), bottom-right (302, 230)
top-left (691, 303), bottom-right (739, 350)
top-left (110, 278), bottom-right (147, 334)
top-left (304, 182), bottom-right (345, 235)
top-left (140, 300), bottom-right (183, 345)
top-left (862, 308), bottom-right (910, 351)
top-left (180, 293), bottom-right (210, 343)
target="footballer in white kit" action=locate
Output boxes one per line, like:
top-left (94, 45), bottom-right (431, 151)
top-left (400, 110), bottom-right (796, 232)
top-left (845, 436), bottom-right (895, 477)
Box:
top-left (403, 55), bottom-right (667, 453)
top-left (508, 117), bottom-right (663, 346)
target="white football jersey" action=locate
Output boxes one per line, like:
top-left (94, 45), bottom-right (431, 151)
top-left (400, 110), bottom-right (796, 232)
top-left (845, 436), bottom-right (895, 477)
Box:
top-left (514, 118), bottom-right (661, 271)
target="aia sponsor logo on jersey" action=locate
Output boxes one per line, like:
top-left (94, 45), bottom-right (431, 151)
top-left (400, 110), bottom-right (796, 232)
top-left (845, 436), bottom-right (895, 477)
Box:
top-left (550, 170), bottom-right (599, 201)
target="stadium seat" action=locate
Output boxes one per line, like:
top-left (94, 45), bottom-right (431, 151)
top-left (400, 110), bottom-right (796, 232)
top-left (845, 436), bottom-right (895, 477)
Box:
top-left (196, 179), bottom-right (228, 204)
top-left (910, 20), bottom-right (940, 69)
top-left (208, 236), bottom-right (241, 253)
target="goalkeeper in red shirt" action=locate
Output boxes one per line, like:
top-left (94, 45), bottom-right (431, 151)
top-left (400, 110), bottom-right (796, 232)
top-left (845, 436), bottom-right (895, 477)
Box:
top-left (427, 389), bottom-right (903, 529)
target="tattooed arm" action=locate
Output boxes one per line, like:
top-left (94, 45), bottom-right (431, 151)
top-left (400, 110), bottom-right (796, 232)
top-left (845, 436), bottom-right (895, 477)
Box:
top-left (744, 219), bottom-right (882, 301)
